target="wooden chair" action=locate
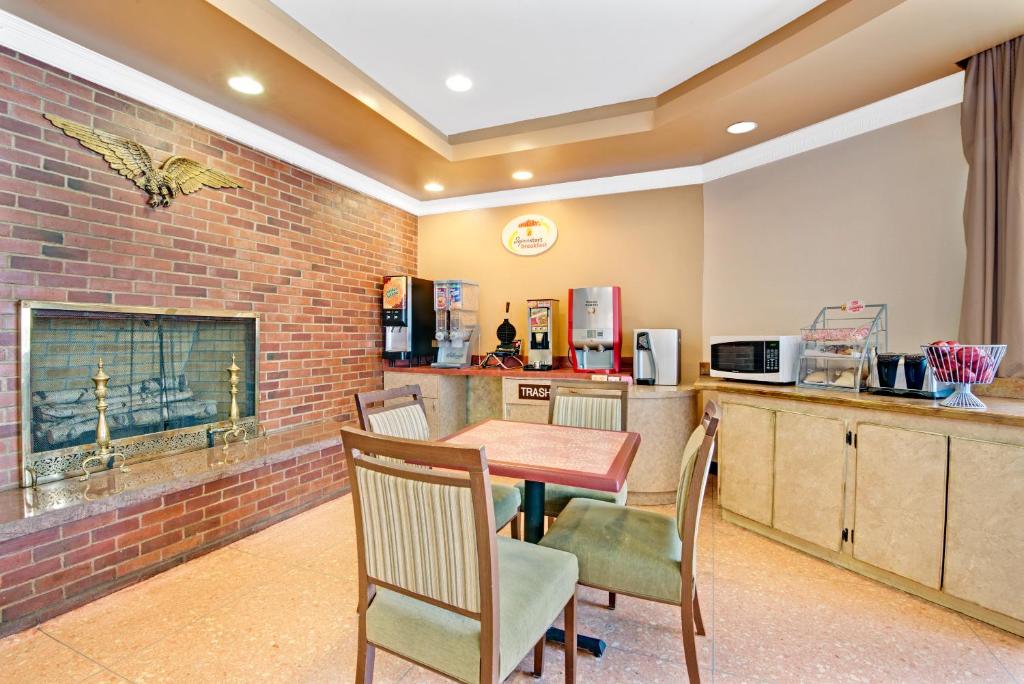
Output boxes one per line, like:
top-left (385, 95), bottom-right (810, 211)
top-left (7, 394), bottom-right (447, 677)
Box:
top-left (538, 401), bottom-right (721, 684)
top-left (341, 426), bottom-right (578, 683)
top-left (356, 385), bottom-right (522, 539)
top-left (515, 380), bottom-right (630, 607)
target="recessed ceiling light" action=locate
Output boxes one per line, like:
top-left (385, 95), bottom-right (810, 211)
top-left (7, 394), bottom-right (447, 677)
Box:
top-left (512, 170), bottom-right (533, 181)
top-left (445, 74), bottom-right (473, 92)
top-left (424, 182), bottom-right (445, 192)
top-left (228, 75), bottom-right (264, 95)
top-left (726, 121), bottom-right (758, 134)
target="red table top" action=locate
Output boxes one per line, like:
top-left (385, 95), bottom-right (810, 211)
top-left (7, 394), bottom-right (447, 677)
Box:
top-left (443, 419), bottom-right (641, 492)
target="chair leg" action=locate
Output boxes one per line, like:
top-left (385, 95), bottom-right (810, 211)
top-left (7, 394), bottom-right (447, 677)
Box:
top-left (511, 513), bottom-right (521, 540)
top-left (533, 638), bottom-right (544, 678)
top-left (607, 592), bottom-right (616, 610)
top-left (693, 586), bottom-right (705, 636)
top-left (357, 638), bottom-right (375, 683)
top-left (680, 596), bottom-right (701, 684)
top-left (564, 591), bottom-right (577, 684)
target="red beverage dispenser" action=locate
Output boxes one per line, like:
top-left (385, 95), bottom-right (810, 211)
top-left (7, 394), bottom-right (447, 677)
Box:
top-left (568, 286), bottom-right (622, 373)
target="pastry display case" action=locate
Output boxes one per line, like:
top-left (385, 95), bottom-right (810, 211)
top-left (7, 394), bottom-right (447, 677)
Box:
top-left (797, 303), bottom-right (887, 392)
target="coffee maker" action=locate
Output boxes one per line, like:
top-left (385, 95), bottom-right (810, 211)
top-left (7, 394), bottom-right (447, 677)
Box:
top-left (525, 299), bottom-right (558, 371)
top-left (382, 275), bottom-right (435, 364)
top-left (431, 280), bottom-right (479, 369)
top-left (568, 286), bottom-right (621, 373)
top-left (633, 329), bottom-right (680, 385)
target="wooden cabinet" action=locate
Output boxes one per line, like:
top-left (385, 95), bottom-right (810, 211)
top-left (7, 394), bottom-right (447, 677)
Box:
top-left (382, 371), bottom-right (467, 439)
top-left (772, 410), bottom-right (847, 551)
top-left (719, 403), bottom-right (775, 526)
top-left (853, 424), bottom-right (947, 589)
top-left (944, 437), bottom-right (1024, 621)
top-left (707, 383), bottom-right (1024, 637)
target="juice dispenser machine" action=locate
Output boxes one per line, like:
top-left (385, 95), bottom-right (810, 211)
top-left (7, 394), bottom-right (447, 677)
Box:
top-left (432, 280), bottom-right (479, 369)
top-left (525, 299), bottom-right (558, 371)
top-left (568, 286), bottom-right (621, 373)
top-left (381, 275), bottom-right (434, 364)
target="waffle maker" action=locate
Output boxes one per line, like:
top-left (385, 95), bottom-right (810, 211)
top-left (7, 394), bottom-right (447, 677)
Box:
top-left (480, 302), bottom-right (524, 369)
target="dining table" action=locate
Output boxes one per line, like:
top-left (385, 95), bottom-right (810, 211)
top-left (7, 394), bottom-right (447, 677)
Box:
top-left (444, 418), bottom-right (642, 657)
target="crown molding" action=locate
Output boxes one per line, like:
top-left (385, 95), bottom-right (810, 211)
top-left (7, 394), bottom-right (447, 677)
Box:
top-left (415, 166), bottom-right (705, 216)
top-left (0, 9), bottom-right (963, 217)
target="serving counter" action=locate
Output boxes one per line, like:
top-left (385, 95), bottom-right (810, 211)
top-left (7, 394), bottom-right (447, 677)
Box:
top-left (695, 377), bottom-right (1024, 637)
top-left (383, 366), bottom-right (697, 504)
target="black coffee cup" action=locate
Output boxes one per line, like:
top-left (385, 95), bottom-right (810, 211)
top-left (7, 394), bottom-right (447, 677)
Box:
top-left (903, 353), bottom-right (928, 390)
top-left (876, 353), bottom-right (902, 388)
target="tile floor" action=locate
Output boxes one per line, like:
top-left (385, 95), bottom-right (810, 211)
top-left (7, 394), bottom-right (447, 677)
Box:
top-left (0, 479), bottom-right (1021, 683)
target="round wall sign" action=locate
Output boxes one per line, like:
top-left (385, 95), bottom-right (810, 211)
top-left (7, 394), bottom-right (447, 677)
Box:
top-left (501, 215), bottom-right (557, 256)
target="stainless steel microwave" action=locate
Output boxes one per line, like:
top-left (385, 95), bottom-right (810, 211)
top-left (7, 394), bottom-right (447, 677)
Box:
top-left (709, 335), bottom-right (801, 383)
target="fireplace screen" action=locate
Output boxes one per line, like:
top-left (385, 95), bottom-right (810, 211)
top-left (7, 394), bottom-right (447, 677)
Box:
top-left (21, 302), bottom-right (259, 486)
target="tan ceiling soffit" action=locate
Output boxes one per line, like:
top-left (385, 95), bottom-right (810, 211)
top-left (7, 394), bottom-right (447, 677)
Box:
top-left (446, 100), bottom-right (657, 161)
top-left (206, 0), bottom-right (453, 158)
top-left (206, 0), bottom-right (900, 161)
top-left (653, 0), bottom-right (901, 125)
top-left (4, 0), bottom-right (1023, 200)
top-left (0, 6), bottom-right (967, 215)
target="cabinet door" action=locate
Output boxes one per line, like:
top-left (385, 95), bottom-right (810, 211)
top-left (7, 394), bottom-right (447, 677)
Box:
top-left (853, 424), bottom-right (947, 588)
top-left (422, 398), bottom-right (441, 440)
top-left (719, 403), bottom-right (775, 526)
top-left (436, 377), bottom-right (467, 438)
top-left (944, 438), bottom-right (1024, 621)
top-left (773, 411), bottom-right (847, 551)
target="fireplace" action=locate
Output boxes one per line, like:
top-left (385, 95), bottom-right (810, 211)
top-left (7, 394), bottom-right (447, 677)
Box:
top-left (20, 302), bottom-right (260, 487)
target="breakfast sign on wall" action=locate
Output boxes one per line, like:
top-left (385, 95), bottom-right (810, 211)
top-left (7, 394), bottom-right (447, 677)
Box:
top-left (502, 215), bottom-right (557, 256)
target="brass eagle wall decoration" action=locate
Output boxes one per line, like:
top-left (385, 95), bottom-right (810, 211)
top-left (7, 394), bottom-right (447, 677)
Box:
top-left (43, 114), bottom-right (242, 208)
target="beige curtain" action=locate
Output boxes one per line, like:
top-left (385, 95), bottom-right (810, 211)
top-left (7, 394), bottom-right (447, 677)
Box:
top-left (959, 35), bottom-right (1024, 377)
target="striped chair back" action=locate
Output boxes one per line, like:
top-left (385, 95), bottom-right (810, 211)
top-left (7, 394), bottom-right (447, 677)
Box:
top-left (675, 403), bottom-right (720, 572)
top-left (356, 385), bottom-right (431, 464)
top-left (548, 381), bottom-right (629, 432)
top-left (366, 403), bottom-right (430, 441)
top-left (341, 426), bottom-right (498, 618)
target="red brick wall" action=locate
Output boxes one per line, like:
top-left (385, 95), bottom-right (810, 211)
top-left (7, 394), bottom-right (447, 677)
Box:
top-left (0, 49), bottom-right (418, 489)
top-left (0, 442), bottom-right (346, 636)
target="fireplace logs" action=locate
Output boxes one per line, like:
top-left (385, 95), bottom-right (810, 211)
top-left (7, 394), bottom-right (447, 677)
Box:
top-left (32, 374), bottom-right (217, 453)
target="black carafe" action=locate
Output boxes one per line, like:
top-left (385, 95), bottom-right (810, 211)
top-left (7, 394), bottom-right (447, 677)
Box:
top-left (634, 331), bottom-right (656, 385)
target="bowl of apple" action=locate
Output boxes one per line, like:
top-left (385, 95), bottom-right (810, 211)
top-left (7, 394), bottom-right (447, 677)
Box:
top-left (922, 342), bottom-right (1007, 409)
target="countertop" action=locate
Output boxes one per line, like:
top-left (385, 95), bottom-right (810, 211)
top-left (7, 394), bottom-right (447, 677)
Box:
top-left (694, 377), bottom-right (1024, 427)
top-left (383, 363), bottom-right (589, 379)
top-left (384, 364), bottom-right (695, 398)
top-left (0, 421), bottom-right (343, 540)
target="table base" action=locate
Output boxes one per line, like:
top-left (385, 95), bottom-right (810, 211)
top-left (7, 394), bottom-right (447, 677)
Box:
top-left (523, 480), bottom-right (608, 659)
top-left (546, 627), bottom-right (607, 658)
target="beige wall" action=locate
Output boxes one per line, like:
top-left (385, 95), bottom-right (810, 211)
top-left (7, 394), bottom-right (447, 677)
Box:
top-left (418, 187), bottom-right (705, 382)
top-left (419, 106), bottom-right (968, 379)
top-left (702, 105), bottom-right (967, 356)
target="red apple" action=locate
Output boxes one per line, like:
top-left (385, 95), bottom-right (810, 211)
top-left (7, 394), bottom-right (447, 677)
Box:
top-left (955, 346), bottom-right (987, 376)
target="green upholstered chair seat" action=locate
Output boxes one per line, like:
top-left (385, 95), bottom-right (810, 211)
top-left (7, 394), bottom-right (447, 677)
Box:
top-left (491, 483), bottom-right (521, 529)
top-left (514, 480), bottom-right (627, 517)
top-left (365, 536), bottom-right (578, 684)
top-left (539, 498), bottom-right (682, 604)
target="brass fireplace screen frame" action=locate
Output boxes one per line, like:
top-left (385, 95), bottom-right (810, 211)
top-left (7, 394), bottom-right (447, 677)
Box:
top-left (19, 301), bottom-right (260, 488)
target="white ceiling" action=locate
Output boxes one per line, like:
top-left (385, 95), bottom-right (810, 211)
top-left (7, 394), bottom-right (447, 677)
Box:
top-left (269, 0), bottom-right (826, 135)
